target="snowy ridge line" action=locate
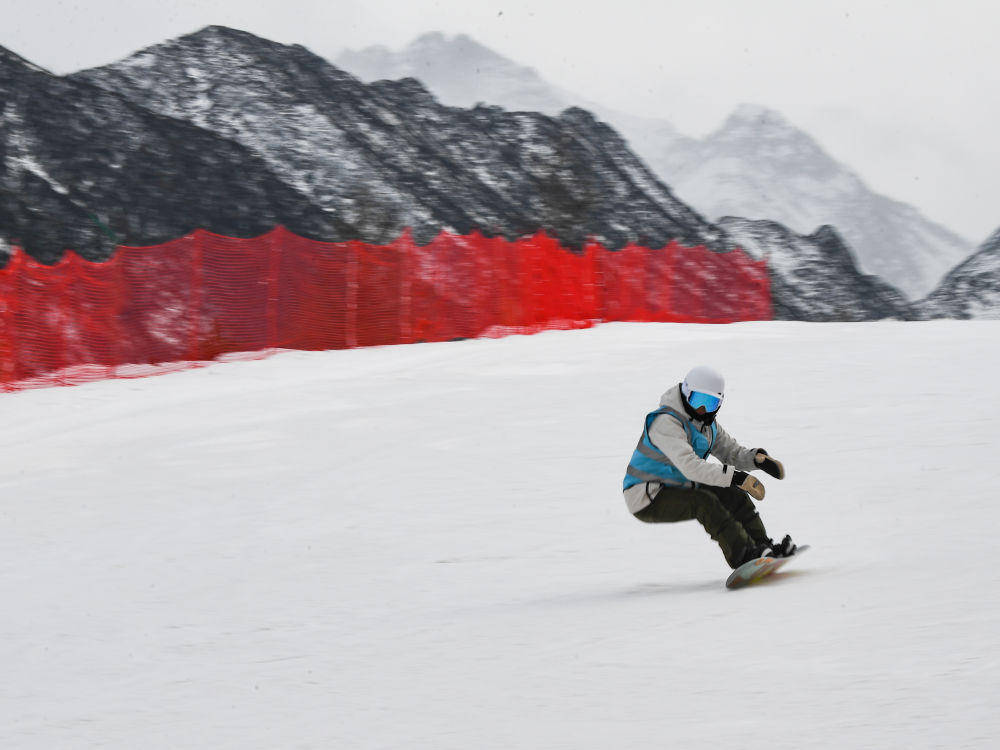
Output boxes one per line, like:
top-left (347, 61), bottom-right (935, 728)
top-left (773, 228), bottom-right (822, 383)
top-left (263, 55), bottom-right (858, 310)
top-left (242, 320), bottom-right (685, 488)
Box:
top-left (0, 225), bottom-right (771, 393)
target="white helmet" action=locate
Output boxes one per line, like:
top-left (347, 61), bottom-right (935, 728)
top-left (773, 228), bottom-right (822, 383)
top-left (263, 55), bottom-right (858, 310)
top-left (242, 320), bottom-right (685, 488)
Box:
top-left (681, 365), bottom-right (725, 414)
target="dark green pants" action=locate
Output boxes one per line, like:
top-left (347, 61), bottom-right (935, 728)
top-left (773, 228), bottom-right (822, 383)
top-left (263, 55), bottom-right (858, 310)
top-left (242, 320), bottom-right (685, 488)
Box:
top-left (634, 484), bottom-right (769, 568)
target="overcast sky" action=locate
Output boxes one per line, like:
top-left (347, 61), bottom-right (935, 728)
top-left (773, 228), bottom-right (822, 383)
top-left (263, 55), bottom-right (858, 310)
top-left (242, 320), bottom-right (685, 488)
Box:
top-left (6, 0), bottom-right (998, 242)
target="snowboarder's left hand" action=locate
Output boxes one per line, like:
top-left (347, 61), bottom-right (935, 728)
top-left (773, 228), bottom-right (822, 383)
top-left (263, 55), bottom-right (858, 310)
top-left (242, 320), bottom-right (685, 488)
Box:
top-left (732, 471), bottom-right (765, 501)
top-left (754, 449), bottom-right (785, 480)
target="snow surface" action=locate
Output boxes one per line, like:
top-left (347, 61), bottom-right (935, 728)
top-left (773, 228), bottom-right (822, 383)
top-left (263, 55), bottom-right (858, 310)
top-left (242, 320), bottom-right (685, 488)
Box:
top-left (2, 321), bottom-right (998, 748)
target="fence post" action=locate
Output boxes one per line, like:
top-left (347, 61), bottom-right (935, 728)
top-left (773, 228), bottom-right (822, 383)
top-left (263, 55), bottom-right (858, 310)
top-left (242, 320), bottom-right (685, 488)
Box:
top-left (346, 241), bottom-right (359, 349)
top-left (110, 249), bottom-right (127, 373)
top-left (466, 231), bottom-right (486, 337)
top-left (397, 230), bottom-right (413, 345)
top-left (189, 230), bottom-right (204, 361)
top-left (759, 256), bottom-right (773, 321)
top-left (266, 227), bottom-right (283, 349)
top-left (0, 249), bottom-right (18, 388)
top-left (582, 242), bottom-right (596, 323)
top-left (661, 240), bottom-right (675, 322)
top-left (592, 242), bottom-right (606, 323)
top-left (478, 233), bottom-right (493, 336)
top-left (54, 255), bottom-right (72, 385)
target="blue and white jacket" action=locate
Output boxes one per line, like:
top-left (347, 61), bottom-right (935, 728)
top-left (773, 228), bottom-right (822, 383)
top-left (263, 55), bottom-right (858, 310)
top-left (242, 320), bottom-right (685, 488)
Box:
top-left (623, 385), bottom-right (760, 514)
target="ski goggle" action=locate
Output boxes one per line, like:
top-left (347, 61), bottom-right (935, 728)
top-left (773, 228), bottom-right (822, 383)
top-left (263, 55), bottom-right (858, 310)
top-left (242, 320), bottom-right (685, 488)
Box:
top-left (687, 390), bottom-right (723, 412)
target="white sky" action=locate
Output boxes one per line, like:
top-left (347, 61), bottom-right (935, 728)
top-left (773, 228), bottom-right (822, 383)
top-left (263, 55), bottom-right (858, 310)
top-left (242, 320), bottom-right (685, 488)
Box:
top-left (5, 0), bottom-right (998, 242)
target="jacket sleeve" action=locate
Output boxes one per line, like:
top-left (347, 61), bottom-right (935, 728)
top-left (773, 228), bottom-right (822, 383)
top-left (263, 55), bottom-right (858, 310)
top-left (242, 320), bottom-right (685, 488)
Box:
top-left (648, 414), bottom-right (737, 488)
top-left (710, 422), bottom-right (760, 472)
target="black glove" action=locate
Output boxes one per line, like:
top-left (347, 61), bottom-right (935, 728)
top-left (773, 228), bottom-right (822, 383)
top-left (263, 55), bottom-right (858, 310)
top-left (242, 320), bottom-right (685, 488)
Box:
top-left (731, 470), bottom-right (765, 501)
top-left (754, 449), bottom-right (785, 480)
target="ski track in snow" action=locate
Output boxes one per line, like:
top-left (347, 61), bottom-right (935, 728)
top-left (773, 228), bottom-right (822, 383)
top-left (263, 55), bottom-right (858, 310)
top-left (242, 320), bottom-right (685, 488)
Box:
top-left (1, 321), bottom-right (998, 749)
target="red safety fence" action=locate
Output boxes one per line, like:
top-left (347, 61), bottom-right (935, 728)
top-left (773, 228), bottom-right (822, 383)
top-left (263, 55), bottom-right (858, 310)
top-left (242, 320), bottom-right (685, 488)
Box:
top-left (0, 226), bottom-right (771, 392)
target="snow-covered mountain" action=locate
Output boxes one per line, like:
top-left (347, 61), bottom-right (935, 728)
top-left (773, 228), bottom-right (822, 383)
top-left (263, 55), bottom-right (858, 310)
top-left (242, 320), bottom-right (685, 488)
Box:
top-left (72, 26), bottom-right (720, 251)
top-left (0, 45), bottom-right (342, 264)
top-left (916, 227), bottom-right (1000, 319)
top-left (335, 32), bottom-right (688, 180)
top-left (337, 34), bottom-right (973, 300)
top-left (336, 32), bottom-right (577, 116)
top-left (719, 218), bottom-right (911, 321)
top-left (2, 26), bottom-right (917, 322)
top-left (664, 106), bottom-right (973, 300)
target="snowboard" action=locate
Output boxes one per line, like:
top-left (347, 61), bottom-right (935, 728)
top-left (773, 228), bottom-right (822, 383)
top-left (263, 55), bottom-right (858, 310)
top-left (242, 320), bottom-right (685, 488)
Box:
top-left (725, 544), bottom-right (809, 589)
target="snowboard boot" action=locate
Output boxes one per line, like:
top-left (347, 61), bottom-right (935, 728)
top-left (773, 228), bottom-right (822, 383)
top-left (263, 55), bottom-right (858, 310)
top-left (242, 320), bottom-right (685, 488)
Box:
top-left (769, 534), bottom-right (797, 557)
top-left (734, 540), bottom-right (773, 568)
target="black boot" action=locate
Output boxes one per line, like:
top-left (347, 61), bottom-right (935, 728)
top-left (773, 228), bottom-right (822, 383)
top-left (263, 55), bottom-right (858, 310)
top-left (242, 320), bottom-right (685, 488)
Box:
top-left (734, 540), bottom-right (772, 567)
top-left (769, 534), bottom-right (797, 557)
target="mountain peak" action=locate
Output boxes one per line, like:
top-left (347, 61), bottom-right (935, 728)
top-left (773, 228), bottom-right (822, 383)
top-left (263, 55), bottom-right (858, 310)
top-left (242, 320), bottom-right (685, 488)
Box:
top-left (718, 104), bottom-right (798, 136)
top-left (88, 24), bottom-right (287, 72)
top-left (93, 24), bottom-right (344, 85)
top-left (180, 24), bottom-right (269, 47)
top-left (166, 24), bottom-right (322, 63)
top-left (729, 103), bottom-right (787, 122)
top-left (408, 31), bottom-right (489, 51)
top-left (192, 24), bottom-right (272, 41)
top-left (410, 31), bottom-right (448, 46)
top-left (335, 31), bottom-right (554, 113)
top-left (402, 31), bottom-right (520, 70)
top-left (810, 224), bottom-right (845, 245)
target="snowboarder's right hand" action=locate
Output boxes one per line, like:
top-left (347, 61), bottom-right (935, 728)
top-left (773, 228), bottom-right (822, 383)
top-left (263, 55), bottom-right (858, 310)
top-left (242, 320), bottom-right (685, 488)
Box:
top-left (732, 470), bottom-right (765, 501)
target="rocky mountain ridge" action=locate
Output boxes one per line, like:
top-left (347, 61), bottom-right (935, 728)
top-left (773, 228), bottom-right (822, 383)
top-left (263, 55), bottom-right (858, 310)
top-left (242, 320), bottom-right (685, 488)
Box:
top-left (71, 25), bottom-right (721, 251)
top-left (666, 105), bottom-right (972, 299)
top-left (917, 227), bottom-right (1000, 319)
top-left (337, 33), bottom-right (973, 299)
top-left (720, 218), bottom-right (912, 321)
top-left (0, 44), bottom-right (344, 264)
top-left (335, 32), bottom-right (687, 195)
top-left (1, 26), bottom-right (916, 322)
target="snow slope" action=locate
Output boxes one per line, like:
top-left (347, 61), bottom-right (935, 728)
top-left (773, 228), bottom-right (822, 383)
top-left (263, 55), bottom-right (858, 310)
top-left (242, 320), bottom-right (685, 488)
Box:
top-left (2, 322), bottom-right (998, 748)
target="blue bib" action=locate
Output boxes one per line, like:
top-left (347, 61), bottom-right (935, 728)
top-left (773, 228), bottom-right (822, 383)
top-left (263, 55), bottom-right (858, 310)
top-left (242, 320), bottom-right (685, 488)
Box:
top-left (623, 406), bottom-right (717, 490)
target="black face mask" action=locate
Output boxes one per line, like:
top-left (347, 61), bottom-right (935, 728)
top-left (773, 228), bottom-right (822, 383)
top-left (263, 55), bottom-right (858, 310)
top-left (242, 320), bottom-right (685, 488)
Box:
top-left (679, 384), bottom-right (720, 425)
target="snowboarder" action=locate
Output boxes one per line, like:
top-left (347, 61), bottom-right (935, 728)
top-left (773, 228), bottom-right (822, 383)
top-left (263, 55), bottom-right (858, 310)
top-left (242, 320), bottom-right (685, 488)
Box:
top-left (623, 365), bottom-right (795, 569)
